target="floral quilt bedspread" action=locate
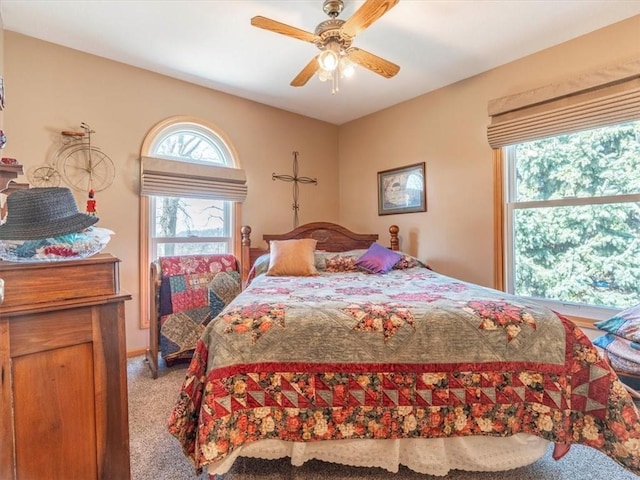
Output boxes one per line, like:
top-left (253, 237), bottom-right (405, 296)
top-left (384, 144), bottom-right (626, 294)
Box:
top-left (168, 266), bottom-right (640, 475)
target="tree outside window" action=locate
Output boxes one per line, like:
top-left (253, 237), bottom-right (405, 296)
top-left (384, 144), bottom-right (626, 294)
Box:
top-left (506, 121), bottom-right (640, 310)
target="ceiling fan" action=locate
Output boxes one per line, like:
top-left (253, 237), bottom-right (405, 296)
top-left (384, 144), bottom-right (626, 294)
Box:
top-left (251, 0), bottom-right (400, 92)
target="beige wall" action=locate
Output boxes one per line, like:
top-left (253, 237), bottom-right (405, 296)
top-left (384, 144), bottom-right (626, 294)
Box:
top-left (2, 16), bottom-right (639, 352)
top-left (339, 15), bottom-right (640, 287)
top-left (2, 32), bottom-right (339, 351)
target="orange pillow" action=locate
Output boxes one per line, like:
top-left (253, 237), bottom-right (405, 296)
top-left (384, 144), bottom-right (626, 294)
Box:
top-left (266, 238), bottom-right (319, 276)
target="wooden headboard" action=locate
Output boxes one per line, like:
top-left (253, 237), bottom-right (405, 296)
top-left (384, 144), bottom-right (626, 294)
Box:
top-left (240, 221), bottom-right (399, 284)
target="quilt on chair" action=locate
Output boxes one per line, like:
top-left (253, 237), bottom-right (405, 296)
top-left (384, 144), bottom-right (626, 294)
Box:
top-left (159, 254), bottom-right (241, 364)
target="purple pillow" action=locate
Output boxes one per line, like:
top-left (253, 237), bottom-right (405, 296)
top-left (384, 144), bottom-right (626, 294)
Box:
top-left (355, 242), bottom-right (403, 274)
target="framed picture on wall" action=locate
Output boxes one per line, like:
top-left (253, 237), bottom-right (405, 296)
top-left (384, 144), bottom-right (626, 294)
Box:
top-left (377, 162), bottom-right (426, 215)
top-left (0, 77), bottom-right (5, 110)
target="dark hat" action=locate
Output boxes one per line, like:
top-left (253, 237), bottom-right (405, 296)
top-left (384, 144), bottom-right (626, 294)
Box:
top-left (0, 187), bottom-right (98, 240)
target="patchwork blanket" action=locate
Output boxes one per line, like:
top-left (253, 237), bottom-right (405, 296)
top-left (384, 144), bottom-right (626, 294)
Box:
top-left (168, 265), bottom-right (640, 475)
top-left (158, 254), bottom-right (240, 363)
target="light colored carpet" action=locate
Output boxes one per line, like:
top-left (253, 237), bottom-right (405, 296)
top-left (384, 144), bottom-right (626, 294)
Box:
top-left (127, 355), bottom-right (640, 480)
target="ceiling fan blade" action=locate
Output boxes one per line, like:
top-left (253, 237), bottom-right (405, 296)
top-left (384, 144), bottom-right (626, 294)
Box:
top-left (347, 47), bottom-right (399, 79)
top-left (340, 0), bottom-right (399, 39)
top-left (291, 56), bottom-right (320, 87)
top-left (251, 16), bottom-right (319, 43)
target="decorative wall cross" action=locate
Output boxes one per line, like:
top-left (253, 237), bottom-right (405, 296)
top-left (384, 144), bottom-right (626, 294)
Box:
top-left (272, 151), bottom-right (318, 228)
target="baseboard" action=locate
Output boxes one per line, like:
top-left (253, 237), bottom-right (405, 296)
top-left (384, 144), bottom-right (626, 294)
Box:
top-left (127, 348), bottom-right (147, 358)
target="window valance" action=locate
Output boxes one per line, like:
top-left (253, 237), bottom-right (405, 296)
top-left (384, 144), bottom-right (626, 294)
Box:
top-left (487, 57), bottom-right (640, 148)
top-left (140, 156), bottom-right (247, 201)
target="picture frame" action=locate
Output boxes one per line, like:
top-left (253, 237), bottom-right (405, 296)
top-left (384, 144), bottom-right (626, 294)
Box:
top-left (377, 162), bottom-right (426, 215)
top-left (0, 77), bottom-right (5, 110)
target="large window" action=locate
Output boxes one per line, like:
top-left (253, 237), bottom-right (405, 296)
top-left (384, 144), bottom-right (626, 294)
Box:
top-left (504, 121), bottom-right (640, 315)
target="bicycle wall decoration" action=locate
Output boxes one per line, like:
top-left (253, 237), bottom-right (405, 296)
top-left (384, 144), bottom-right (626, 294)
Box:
top-left (28, 122), bottom-right (115, 215)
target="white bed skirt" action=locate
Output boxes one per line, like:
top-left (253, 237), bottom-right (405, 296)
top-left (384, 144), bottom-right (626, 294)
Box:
top-left (207, 434), bottom-right (550, 477)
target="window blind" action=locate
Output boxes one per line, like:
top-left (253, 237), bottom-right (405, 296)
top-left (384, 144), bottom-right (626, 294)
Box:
top-left (487, 58), bottom-right (640, 148)
top-left (140, 156), bottom-right (247, 201)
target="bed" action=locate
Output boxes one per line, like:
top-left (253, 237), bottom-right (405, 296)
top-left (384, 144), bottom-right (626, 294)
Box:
top-left (168, 222), bottom-right (640, 478)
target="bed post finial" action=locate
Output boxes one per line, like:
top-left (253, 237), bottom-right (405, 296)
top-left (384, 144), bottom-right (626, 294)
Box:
top-left (389, 225), bottom-right (399, 251)
top-left (241, 225), bottom-right (252, 247)
top-left (240, 226), bottom-right (252, 288)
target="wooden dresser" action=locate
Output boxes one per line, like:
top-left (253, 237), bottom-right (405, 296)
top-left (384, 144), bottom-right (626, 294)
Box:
top-left (0, 253), bottom-right (131, 480)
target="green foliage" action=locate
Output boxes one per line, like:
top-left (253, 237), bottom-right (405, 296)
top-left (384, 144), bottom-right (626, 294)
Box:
top-left (512, 122), bottom-right (640, 308)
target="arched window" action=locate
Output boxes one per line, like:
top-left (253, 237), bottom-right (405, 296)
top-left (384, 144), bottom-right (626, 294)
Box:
top-left (138, 116), bottom-right (245, 328)
top-left (150, 122), bottom-right (231, 165)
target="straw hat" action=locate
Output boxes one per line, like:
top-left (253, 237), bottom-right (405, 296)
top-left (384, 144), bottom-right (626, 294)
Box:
top-left (0, 187), bottom-right (98, 240)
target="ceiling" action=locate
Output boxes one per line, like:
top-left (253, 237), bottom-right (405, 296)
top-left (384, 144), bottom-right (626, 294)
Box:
top-left (2, 0), bottom-right (640, 125)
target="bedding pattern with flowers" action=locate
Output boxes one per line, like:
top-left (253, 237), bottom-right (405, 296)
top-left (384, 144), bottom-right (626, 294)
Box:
top-left (168, 256), bottom-right (640, 477)
top-left (343, 303), bottom-right (415, 342)
top-left (464, 299), bottom-right (537, 343)
top-left (221, 302), bottom-right (286, 344)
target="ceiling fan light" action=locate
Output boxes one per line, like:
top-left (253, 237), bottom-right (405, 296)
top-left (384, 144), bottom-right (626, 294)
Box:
top-left (339, 57), bottom-right (355, 78)
top-left (318, 49), bottom-right (339, 72)
top-left (318, 69), bottom-right (331, 82)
